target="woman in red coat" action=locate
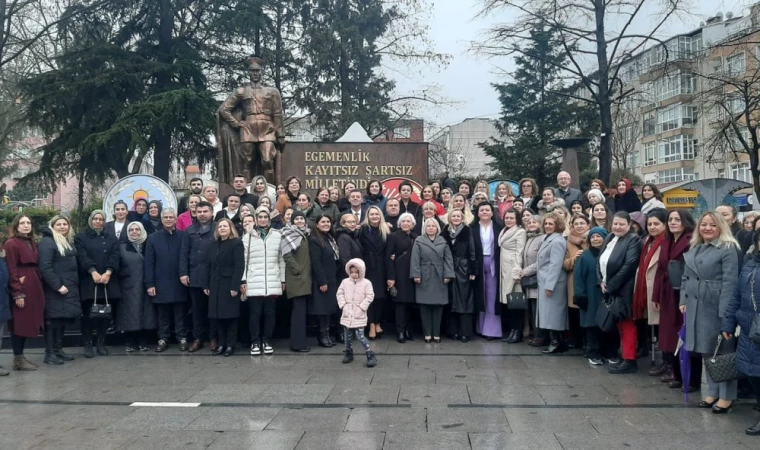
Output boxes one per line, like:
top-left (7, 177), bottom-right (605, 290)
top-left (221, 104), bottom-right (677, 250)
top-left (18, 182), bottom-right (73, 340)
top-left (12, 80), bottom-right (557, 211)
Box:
top-left (5, 214), bottom-right (45, 371)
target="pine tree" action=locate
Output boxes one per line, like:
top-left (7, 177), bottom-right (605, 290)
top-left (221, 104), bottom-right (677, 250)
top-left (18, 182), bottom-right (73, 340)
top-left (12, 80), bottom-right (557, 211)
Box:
top-left (482, 25), bottom-right (598, 189)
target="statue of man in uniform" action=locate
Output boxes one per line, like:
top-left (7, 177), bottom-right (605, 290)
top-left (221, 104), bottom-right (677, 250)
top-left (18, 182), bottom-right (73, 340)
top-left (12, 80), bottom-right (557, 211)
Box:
top-left (217, 56), bottom-right (286, 186)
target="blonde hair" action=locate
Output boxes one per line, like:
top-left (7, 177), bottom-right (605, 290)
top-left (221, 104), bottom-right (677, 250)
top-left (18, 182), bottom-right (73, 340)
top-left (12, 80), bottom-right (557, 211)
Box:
top-left (422, 217), bottom-right (441, 235)
top-left (475, 180), bottom-right (491, 200)
top-left (215, 218), bottom-right (240, 240)
top-left (495, 182), bottom-right (514, 199)
top-left (691, 211), bottom-right (739, 248)
top-left (361, 205), bottom-right (390, 241)
top-left (446, 208), bottom-right (464, 224)
top-left (48, 215), bottom-right (74, 256)
top-left (449, 193), bottom-right (475, 225)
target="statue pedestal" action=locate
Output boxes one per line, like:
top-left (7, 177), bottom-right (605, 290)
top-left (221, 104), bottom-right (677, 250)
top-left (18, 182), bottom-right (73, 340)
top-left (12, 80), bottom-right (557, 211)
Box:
top-left (550, 138), bottom-right (591, 190)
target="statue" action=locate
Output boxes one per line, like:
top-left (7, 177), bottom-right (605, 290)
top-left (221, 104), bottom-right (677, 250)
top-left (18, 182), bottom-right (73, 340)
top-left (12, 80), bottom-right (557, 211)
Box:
top-left (217, 56), bottom-right (286, 187)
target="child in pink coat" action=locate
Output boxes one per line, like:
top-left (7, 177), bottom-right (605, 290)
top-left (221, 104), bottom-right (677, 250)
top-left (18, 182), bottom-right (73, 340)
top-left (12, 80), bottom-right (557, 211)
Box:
top-left (336, 258), bottom-right (377, 367)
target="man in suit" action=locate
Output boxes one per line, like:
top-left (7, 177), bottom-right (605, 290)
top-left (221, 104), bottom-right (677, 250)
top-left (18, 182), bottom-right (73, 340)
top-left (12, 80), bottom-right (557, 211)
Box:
top-left (554, 171), bottom-right (583, 205)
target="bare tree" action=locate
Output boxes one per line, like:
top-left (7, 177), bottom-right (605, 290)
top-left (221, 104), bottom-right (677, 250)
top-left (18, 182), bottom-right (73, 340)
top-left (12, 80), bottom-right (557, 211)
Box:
top-left (697, 32), bottom-right (760, 199)
top-left (475, 0), bottom-right (688, 185)
top-left (426, 122), bottom-right (472, 180)
top-left (611, 94), bottom-right (645, 171)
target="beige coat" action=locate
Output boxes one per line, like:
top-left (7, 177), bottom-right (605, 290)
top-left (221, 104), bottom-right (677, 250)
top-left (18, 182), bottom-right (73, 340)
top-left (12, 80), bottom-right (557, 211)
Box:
top-left (498, 226), bottom-right (526, 304)
top-left (635, 245), bottom-right (661, 325)
top-left (563, 233), bottom-right (588, 309)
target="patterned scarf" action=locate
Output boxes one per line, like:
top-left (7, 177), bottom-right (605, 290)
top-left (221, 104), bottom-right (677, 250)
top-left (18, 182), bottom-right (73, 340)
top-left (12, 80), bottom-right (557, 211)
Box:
top-left (280, 223), bottom-right (310, 255)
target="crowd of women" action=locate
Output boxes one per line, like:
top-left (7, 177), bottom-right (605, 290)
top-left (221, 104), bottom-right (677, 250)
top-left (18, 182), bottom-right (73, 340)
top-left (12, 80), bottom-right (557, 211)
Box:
top-left (1, 172), bottom-right (760, 435)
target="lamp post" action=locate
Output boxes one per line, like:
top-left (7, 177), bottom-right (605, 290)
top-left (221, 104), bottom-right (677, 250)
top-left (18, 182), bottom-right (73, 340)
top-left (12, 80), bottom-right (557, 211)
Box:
top-left (549, 137), bottom-right (591, 190)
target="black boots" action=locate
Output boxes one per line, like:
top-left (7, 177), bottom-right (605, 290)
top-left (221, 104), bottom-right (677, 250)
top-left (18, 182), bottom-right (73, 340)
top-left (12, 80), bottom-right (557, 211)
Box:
top-left (318, 326), bottom-right (332, 348)
top-left (54, 327), bottom-right (74, 361)
top-left (342, 350), bottom-right (354, 364)
top-left (44, 326), bottom-right (64, 365)
top-left (609, 359), bottom-right (638, 374)
top-left (506, 329), bottom-right (522, 344)
top-left (96, 321), bottom-right (109, 356)
top-left (366, 351), bottom-right (377, 368)
top-left (542, 332), bottom-right (567, 354)
top-left (747, 416), bottom-right (760, 436)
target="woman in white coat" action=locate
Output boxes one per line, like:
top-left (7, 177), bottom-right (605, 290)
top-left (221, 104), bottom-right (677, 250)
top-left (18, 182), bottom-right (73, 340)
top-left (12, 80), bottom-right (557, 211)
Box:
top-left (536, 211), bottom-right (568, 354)
top-left (242, 206), bottom-right (285, 356)
top-left (498, 208), bottom-right (526, 343)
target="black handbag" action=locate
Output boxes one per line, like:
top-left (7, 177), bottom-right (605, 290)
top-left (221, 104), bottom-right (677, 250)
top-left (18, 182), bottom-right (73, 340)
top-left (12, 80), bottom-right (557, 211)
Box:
top-left (595, 300), bottom-right (616, 332)
top-left (506, 291), bottom-right (528, 310)
top-left (520, 275), bottom-right (538, 289)
top-left (89, 285), bottom-right (112, 320)
top-left (667, 261), bottom-right (685, 290)
top-left (704, 335), bottom-right (739, 383)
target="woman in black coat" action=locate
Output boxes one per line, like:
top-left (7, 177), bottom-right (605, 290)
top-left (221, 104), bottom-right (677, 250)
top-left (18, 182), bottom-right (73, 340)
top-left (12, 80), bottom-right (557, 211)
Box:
top-left (613, 179), bottom-right (642, 213)
top-left (204, 218), bottom-right (245, 356)
top-left (309, 214), bottom-right (340, 347)
top-left (361, 205), bottom-right (389, 340)
top-left (598, 211), bottom-right (642, 374)
top-left (386, 212), bottom-right (418, 343)
top-left (335, 213), bottom-right (362, 277)
top-left (38, 216), bottom-right (81, 365)
top-left (442, 209), bottom-right (477, 342)
top-left (75, 209), bottom-right (121, 358)
top-left (118, 222), bottom-right (157, 352)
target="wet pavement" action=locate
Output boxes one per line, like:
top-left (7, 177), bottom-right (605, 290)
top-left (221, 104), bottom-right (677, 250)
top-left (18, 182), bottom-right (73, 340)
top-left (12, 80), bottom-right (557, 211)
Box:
top-left (0, 337), bottom-right (758, 449)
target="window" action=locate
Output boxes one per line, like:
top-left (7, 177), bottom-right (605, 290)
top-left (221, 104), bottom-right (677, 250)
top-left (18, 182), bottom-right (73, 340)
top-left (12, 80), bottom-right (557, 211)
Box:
top-left (394, 127), bottom-right (411, 139)
top-left (726, 52), bottom-right (745, 75)
top-left (731, 162), bottom-right (751, 183)
top-left (645, 142), bottom-right (657, 166)
top-left (643, 112), bottom-right (656, 136)
top-left (656, 168), bottom-right (695, 183)
top-left (657, 135), bottom-right (697, 163)
top-left (627, 149), bottom-right (641, 169)
top-left (718, 169), bottom-right (726, 178)
top-left (655, 104), bottom-right (698, 132)
top-left (653, 71), bottom-right (696, 102)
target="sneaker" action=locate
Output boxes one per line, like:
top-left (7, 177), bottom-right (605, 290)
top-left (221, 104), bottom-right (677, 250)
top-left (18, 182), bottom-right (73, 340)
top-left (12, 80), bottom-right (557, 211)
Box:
top-left (156, 340), bottom-right (168, 353)
top-left (179, 338), bottom-right (188, 352)
top-left (588, 357), bottom-right (604, 366)
top-left (263, 342), bottom-right (274, 355)
top-left (607, 357), bottom-right (622, 366)
top-left (125, 345), bottom-right (136, 352)
top-left (250, 343), bottom-right (261, 356)
top-left (139, 345), bottom-right (151, 352)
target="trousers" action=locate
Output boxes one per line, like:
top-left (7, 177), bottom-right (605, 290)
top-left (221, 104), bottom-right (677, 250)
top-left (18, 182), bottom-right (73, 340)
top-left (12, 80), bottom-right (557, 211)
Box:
top-left (617, 318), bottom-right (637, 361)
top-left (213, 318), bottom-right (238, 348)
top-left (249, 297), bottom-right (276, 343)
top-left (420, 305), bottom-right (443, 337)
top-left (290, 296), bottom-right (308, 350)
top-left (344, 327), bottom-right (371, 353)
top-left (189, 287), bottom-right (214, 341)
top-left (157, 303), bottom-right (187, 341)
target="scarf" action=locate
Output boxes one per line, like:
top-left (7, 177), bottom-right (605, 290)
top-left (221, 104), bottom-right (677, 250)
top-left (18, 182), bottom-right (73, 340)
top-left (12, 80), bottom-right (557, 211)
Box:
top-left (89, 209), bottom-right (106, 235)
top-left (280, 223), bottom-right (310, 255)
top-left (567, 229), bottom-right (588, 248)
top-left (633, 233), bottom-right (666, 319)
top-left (127, 221), bottom-right (148, 245)
top-left (448, 223), bottom-right (464, 242)
top-left (328, 234), bottom-right (340, 261)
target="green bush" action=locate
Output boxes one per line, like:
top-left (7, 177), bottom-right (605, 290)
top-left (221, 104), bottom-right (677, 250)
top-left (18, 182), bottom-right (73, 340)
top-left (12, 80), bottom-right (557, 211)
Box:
top-left (0, 206), bottom-right (60, 237)
top-left (69, 198), bottom-right (104, 231)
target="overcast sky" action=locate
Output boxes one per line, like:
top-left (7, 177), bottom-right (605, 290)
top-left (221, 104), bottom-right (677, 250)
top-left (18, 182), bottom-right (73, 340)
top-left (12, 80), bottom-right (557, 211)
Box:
top-left (391, 0), bottom-right (758, 129)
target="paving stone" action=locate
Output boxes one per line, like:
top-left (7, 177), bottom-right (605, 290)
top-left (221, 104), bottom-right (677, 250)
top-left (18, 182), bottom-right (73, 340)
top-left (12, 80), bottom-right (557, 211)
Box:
top-left (257, 384), bottom-right (333, 404)
top-left (398, 384), bottom-right (470, 405)
top-left (369, 370), bottom-right (436, 385)
top-left (492, 368), bottom-right (567, 385)
top-left (434, 369), bottom-right (500, 385)
top-left (468, 432), bottom-right (563, 449)
top-left (266, 407), bottom-right (351, 432)
top-left (106, 407), bottom-right (204, 431)
top-left (554, 431), bottom-right (655, 449)
top-left (408, 355), bottom-right (469, 371)
top-left (325, 384), bottom-right (400, 404)
top-left (345, 407), bottom-right (426, 432)
top-left (186, 384), bottom-right (268, 404)
top-left (505, 409), bottom-right (596, 433)
top-left (295, 431), bottom-right (385, 450)
top-left (122, 431), bottom-right (220, 449)
top-left (463, 356), bottom-right (529, 370)
top-left (427, 407), bottom-right (510, 432)
top-left (207, 431), bottom-right (303, 449)
top-left (535, 385), bottom-right (620, 405)
top-left (33, 428), bottom-right (137, 450)
top-left (307, 368), bottom-right (375, 385)
top-left (246, 368), bottom-right (315, 384)
top-left (184, 407), bottom-right (280, 431)
top-left (383, 431), bottom-right (471, 450)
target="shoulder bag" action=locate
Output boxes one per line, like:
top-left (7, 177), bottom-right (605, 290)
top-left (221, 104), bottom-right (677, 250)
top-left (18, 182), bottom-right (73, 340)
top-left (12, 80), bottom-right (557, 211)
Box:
top-left (89, 285), bottom-right (112, 320)
top-left (704, 335), bottom-right (739, 383)
top-left (595, 299), bottom-right (616, 332)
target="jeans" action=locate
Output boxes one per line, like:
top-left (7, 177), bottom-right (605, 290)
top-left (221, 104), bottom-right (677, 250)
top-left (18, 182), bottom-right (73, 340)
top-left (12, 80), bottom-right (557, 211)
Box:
top-left (249, 297), bottom-right (276, 343)
top-left (157, 303), bottom-right (187, 341)
top-left (344, 327), bottom-right (372, 353)
top-left (290, 296), bottom-right (308, 350)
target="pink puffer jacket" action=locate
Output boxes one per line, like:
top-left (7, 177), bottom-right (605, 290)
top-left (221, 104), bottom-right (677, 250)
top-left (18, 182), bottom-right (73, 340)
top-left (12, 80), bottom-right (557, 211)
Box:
top-left (336, 258), bottom-right (375, 328)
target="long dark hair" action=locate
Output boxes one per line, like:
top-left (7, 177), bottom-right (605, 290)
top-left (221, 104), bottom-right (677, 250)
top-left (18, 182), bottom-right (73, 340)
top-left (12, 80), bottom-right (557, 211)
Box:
top-left (642, 183), bottom-right (663, 201)
top-left (310, 214), bottom-right (334, 248)
top-left (666, 209), bottom-right (696, 241)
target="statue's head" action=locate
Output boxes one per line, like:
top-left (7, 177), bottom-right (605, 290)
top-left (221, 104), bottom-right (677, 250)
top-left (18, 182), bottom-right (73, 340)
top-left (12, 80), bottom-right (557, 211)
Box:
top-left (246, 56), bottom-right (264, 83)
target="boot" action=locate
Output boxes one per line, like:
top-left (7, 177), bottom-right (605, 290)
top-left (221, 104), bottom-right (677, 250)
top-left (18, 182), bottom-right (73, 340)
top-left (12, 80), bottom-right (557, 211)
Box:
top-left (342, 349), bottom-right (354, 364)
top-left (0, 364), bottom-right (9, 376)
top-left (54, 327), bottom-right (74, 361)
top-left (96, 322), bottom-right (109, 356)
top-left (44, 327), bottom-right (64, 365)
top-left (541, 332), bottom-right (567, 354)
top-left (318, 327), bottom-right (332, 348)
top-left (13, 355), bottom-right (37, 371)
top-left (746, 416), bottom-right (760, 436)
top-left (366, 351), bottom-right (377, 368)
top-left (83, 339), bottom-right (95, 358)
top-left (81, 316), bottom-right (94, 358)
top-left (649, 361), bottom-right (669, 377)
top-left (609, 359), bottom-right (638, 374)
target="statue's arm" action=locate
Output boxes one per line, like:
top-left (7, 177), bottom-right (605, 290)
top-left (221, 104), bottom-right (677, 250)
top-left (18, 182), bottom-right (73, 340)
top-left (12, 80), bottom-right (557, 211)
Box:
top-left (272, 89), bottom-right (285, 140)
top-left (218, 92), bottom-right (241, 128)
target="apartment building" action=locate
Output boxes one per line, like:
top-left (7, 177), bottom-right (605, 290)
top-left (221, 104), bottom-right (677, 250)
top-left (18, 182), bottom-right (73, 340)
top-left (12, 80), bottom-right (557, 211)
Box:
top-left (617, 3), bottom-right (760, 186)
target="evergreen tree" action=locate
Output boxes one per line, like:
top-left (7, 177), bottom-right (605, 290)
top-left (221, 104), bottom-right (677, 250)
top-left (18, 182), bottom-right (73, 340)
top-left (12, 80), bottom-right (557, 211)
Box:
top-left (482, 26), bottom-right (598, 190)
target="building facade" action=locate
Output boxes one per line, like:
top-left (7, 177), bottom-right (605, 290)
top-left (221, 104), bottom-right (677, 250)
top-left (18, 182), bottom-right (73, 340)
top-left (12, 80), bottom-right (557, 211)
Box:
top-left (428, 118), bottom-right (504, 179)
top-left (616, 3), bottom-right (760, 186)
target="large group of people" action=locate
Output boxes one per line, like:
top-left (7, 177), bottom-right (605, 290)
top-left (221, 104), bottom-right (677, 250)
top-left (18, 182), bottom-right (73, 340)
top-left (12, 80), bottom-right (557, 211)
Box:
top-left (1, 171), bottom-right (760, 435)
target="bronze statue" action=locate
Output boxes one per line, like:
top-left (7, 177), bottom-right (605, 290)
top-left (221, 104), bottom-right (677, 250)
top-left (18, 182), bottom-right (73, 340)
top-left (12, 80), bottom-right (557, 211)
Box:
top-left (217, 56), bottom-right (286, 186)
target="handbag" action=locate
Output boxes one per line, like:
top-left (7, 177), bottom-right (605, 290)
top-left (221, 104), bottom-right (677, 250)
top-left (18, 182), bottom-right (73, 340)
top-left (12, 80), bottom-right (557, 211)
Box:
top-left (704, 335), bottom-right (739, 383)
top-left (595, 300), bottom-right (616, 332)
top-left (520, 275), bottom-right (538, 289)
top-left (506, 291), bottom-right (527, 310)
top-left (667, 261), bottom-right (685, 290)
top-left (89, 285), bottom-right (112, 320)
top-left (749, 269), bottom-right (760, 345)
